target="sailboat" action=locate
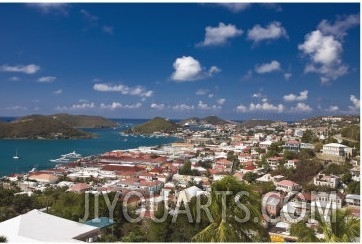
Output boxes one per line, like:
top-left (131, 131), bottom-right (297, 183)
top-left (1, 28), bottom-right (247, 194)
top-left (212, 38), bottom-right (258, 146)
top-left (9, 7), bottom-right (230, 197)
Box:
top-left (13, 149), bottom-right (20, 160)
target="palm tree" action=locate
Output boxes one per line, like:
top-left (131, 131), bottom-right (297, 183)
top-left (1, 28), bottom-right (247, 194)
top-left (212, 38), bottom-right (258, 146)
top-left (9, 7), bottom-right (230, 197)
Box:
top-left (316, 208), bottom-right (360, 242)
top-left (191, 176), bottom-right (269, 242)
top-left (290, 220), bottom-right (320, 242)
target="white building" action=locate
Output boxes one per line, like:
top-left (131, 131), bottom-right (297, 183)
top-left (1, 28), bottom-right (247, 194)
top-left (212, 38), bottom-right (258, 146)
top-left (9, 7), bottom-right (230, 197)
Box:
top-left (322, 143), bottom-right (350, 157)
top-left (313, 173), bottom-right (340, 189)
top-left (0, 209), bottom-right (99, 242)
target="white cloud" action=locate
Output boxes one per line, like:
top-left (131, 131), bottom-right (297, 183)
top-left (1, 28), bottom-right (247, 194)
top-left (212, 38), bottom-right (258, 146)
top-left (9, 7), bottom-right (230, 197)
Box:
top-left (102, 25), bottom-right (114, 35)
top-left (10, 76), bottom-right (20, 81)
top-left (217, 98), bottom-right (226, 105)
top-left (80, 9), bottom-right (99, 23)
top-left (318, 13), bottom-right (360, 39)
top-left (326, 105), bottom-right (339, 112)
top-left (93, 83), bottom-right (153, 97)
top-left (198, 22), bottom-right (243, 46)
top-left (262, 98), bottom-right (268, 103)
top-left (252, 93), bottom-right (262, 98)
top-left (255, 60), bottom-right (281, 74)
top-left (197, 101), bottom-right (221, 110)
top-left (208, 93), bottom-right (214, 99)
top-left (100, 102), bottom-right (142, 110)
top-left (241, 70), bottom-right (253, 81)
top-left (172, 104), bottom-right (195, 111)
top-left (0, 64), bottom-right (40, 74)
top-left (349, 95), bottom-right (360, 110)
top-left (27, 3), bottom-right (69, 14)
top-left (290, 103), bottom-right (313, 112)
top-left (208, 66), bottom-right (221, 76)
top-left (53, 89), bottom-right (63, 94)
top-left (249, 102), bottom-right (284, 113)
top-left (236, 104), bottom-right (248, 113)
top-left (171, 56), bottom-right (220, 82)
top-left (150, 103), bottom-right (165, 110)
top-left (236, 102), bottom-right (284, 113)
top-left (56, 102), bottom-right (95, 110)
top-left (247, 21), bottom-right (288, 43)
top-left (196, 89), bottom-right (208, 96)
top-left (298, 30), bottom-right (347, 83)
top-left (284, 73), bottom-right (292, 81)
top-left (283, 90), bottom-right (308, 102)
top-left (215, 3), bottom-right (251, 12)
top-left (38, 76), bottom-right (56, 83)
top-left (259, 3), bottom-right (283, 12)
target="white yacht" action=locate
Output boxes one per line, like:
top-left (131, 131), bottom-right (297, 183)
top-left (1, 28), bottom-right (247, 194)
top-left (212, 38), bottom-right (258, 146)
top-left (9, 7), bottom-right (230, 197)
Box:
top-left (61, 151), bottom-right (82, 159)
top-left (50, 157), bottom-right (70, 163)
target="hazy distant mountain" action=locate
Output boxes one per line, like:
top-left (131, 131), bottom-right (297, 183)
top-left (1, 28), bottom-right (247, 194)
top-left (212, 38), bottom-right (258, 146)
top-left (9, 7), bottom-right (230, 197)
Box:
top-left (129, 117), bottom-right (180, 134)
top-left (0, 114), bottom-right (117, 139)
top-left (180, 115), bottom-right (233, 126)
top-left (237, 119), bottom-right (274, 129)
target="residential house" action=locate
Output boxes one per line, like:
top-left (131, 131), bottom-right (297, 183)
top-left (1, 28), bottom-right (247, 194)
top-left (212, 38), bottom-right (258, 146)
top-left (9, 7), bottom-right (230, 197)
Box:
top-left (322, 143), bottom-right (354, 157)
top-left (345, 194), bottom-right (360, 207)
top-left (284, 140), bottom-right (301, 153)
top-left (267, 157), bottom-right (284, 170)
top-left (0, 209), bottom-right (99, 242)
top-left (263, 192), bottom-right (283, 217)
top-left (275, 180), bottom-right (301, 193)
top-left (313, 173), bottom-right (340, 189)
top-left (285, 159), bottom-right (301, 169)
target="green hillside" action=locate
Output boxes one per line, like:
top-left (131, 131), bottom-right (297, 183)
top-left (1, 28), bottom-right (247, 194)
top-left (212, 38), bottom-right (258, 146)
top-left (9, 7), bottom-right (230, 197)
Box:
top-left (130, 117), bottom-right (180, 134)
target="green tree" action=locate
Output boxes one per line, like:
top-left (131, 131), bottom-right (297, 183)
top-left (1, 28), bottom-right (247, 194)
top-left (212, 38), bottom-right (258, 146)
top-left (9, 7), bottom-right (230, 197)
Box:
top-left (242, 172), bottom-right (259, 184)
top-left (301, 129), bottom-right (315, 143)
top-left (347, 181), bottom-right (360, 194)
top-left (341, 172), bottom-right (352, 185)
top-left (192, 176), bottom-right (269, 242)
top-left (179, 161), bottom-right (192, 175)
top-left (290, 220), bottom-right (320, 242)
top-left (316, 208), bottom-right (360, 242)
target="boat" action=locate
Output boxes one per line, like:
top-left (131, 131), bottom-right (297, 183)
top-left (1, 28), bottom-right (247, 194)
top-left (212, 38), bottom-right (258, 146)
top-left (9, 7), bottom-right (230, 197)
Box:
top-left (61, 151), bottom-right (82, 159)
top-left (29, 165), bottom-right (38, 173)
top-left (13, 149), bottom-right (20, 160)
top-left (50, 157), bottom-right (71, 163)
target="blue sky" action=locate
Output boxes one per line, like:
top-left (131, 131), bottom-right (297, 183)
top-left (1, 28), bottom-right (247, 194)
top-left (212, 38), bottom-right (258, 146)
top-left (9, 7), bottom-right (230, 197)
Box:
top-left (0, 2), bottom-right (360, 120)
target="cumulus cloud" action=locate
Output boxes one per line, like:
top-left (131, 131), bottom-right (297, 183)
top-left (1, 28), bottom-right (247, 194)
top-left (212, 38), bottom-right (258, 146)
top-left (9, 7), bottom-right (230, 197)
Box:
top-left (197, 101), bottom-right (221, 110)
top-left (298, 13), bottom-right (359, 84)
top-left (196, 89), bottom-right (208, 96)
top-left (283, 90), bottom-right (308, 102)
top-left (284, 73), bottom-right (292, 81)
top-left (255, 60), bottom-right (281, 74)
top-left (247, 21), bottom-right (288, 43)
top-left (0, 64), bottom-right (40, 74)
top-left (326, 105), bottom-right (339, 112)
top-left (38, 76), bottom-right (56, 83)
top-left (100, 102), bottom-right (142, 110)
top-left (93, 83), bottom-right (153, 97)
top-left (150, 103), bottom-right (165, 110)
top-left (236, 102), bottom-right (284, 113)
top-left (53, 89), bottom-right (63, 94)
top-left (249, 102), bottom-right (284, 113)
top-left (349, 95), bottom-right (360, 110)
top-left (208, 93), bottom-right (214, 99)
top-left (56, 102), bottom-right (95, 110)
top-left (10, 76), bottom-right (20, 81)
top-left (215, 3), bottom-right (251, 12)
top-left (236, 104), bottom-right (248, 113)
top-left (26, 3), bottom-right (69, 14)
top-left (252, 93), bottom-right (262, 98)
top-left (318, 13), bottom-right (360, 40)
top-left (290, 103), bottom-right (313, 112)
top-left (172, 104), bottom-right (195, 111)
top-left (197, 22), bottom-right (243, 46)
top-left (171, 56), bottom-right (220, 82)
top-left (217, 98), bottom-right (226, 105)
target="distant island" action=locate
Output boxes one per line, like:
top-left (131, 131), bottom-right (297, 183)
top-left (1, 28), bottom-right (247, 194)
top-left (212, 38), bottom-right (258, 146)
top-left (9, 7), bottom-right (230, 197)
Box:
top-left (0, 114), bottom-right (117, 139)
top-left (127, 117), bottom-right (181, 135)
top-left (180, 115), bottom-right (232, 126)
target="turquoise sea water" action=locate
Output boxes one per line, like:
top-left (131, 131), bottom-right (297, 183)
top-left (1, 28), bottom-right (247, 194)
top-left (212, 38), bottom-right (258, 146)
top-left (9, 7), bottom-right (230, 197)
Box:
top-left (0, 119), bottom-right (181, 177)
